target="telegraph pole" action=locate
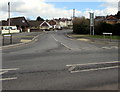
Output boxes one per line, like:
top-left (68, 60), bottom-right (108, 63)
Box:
top-left (8, 2), bottom-right (12, 44)
top-left (8, 2), bottom-right (10, 27)
top-left (73, 8), bottom-right (75, 19)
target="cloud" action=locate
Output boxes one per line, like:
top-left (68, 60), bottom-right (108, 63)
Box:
top-left (0, 0), bottom-right (119, 20)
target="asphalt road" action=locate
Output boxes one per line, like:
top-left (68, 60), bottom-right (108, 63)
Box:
top-left (1, 30), bottom-right (119, 90)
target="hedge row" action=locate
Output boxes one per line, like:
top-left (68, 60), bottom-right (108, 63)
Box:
top-left (73, 17), bottom-right (120, 36)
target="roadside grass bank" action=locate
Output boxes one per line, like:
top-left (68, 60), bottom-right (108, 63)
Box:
top-left (68, 33), bottom-right (120, 40)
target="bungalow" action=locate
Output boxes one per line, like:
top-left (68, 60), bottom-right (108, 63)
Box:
top-left (48, 20), bottom-right (57, 30)
top-left (28, 20), bottom-right (43, 31)
top-left (40, 21), bottom-right (52, 31)
top-left (95, 16), bottom-right (106, 22)
top-left (2, 17), bottom-right (30, 32)
top-left (105, 15), bottom-right (118, 24)
top-left (48, 19), bottom-right (62, 30)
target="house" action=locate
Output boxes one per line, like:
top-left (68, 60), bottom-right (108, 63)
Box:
top-left (59, 18), bottom-right (68, 28)
top-left (48, 19), bottom-right (62, 30)
top-left (95, 16), bottom-right (106, 22)
top-left (58, 18), bottom-right (73, 28)
top-left (40, 21), bottom-right (52, 31)
top-left (48, 20), bottom-right (57, 30)
top-left (28, 20), bottom-right (44, 31)
top-left (105, 15), bottom-right (118, 24)
top-left (2, 17), bottom-right (30, 32)
top-left (66, 19), bottom-right (73, 28)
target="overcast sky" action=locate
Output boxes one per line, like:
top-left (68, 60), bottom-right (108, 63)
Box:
top-left (0, 0), bottom-right (119, 20)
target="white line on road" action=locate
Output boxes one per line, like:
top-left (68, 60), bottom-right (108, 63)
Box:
top-left (60, 42), bottom-right (72, 50)
top-left (51, 35), bottom-right (72, 50)
top-left (102, 47), bottom-right (111, 49)
top-left (0, 77), bottom-right (17, 81)
top-left (66, 61), bottom-right (120, 67)
top-left (0, 68), bottom-right (19, 71)
top-left (51, 35), bottom-right (58, 42)
top-left (0, 71), bottom-right (8, 75)
top-left (70, 66), bottom-right (119, 73)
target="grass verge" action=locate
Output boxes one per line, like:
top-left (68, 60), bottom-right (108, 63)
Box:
top-left (69, 34), bottom-right (120, 40)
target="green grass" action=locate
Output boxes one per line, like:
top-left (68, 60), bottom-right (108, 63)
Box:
top-left (70, 34), bottom-right (120, 40)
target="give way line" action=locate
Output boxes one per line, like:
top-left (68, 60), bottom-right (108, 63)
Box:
top-left (66, 61), bottom-right (120, 73)
top-left (0, 68), bottom-right (19, 81)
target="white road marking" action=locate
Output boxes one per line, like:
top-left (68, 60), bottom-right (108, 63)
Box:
top-left (0, 68), bottom-right (19, 81)
top-left (0, 71), bottom-right (8, 75)
top-left (0, 68), bottom-right (19, 71)
top-left (102, 46), bottom-right (118, 49)
top-left (51, 35), bottom-right (73, 50)
top-left (70, 66), bottom-right (119, 73)
top-left (102, 47), bottom-right (111, 49)
top-left (68, 66), bottom-right (76, 71)
top-left (111, 46), bottom-right (118, 49)
top-left (51, 35), bottom-right (58, 42)
top-left (60, 42), bottom-right (72, 50)
top-left (0, 77), bottom-right (17, 81)
top-left (66, 61), bottom-right (119, 67)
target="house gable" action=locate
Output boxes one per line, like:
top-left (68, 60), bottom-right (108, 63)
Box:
top-left (48, 20), bottom-right (57, 26)
top-left (40, 21), bottom-right (51, 27)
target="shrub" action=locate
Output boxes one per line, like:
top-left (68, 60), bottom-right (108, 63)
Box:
top-left (73, 17), bottom-right (89, 34)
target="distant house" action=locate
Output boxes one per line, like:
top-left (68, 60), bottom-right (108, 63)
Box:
top-left (105, 15), bottom-right (118, 24)
top-left (95, 16), bottom-right (106, 22)
top-left (59, 18), bottom-right (68, 28)
top-left (117, 19), bottom-right (120, 23)
top-left (48, 19), bottom-right (62, 30)
top-left (2, 17), bottom-right (30, 32)
top-left (40, 21), bottom-right (52, 31)
top-left (28, 20), bottom-right (43, 29)
top-left (58, 18), bottom-right (73, 28)
top-left (48, 20), bottom-right (57, 29)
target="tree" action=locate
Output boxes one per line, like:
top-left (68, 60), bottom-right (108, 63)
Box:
top-left (36, 16), bottom-right (44, 21)
top-left (73, 17), bottom-right (89, 34)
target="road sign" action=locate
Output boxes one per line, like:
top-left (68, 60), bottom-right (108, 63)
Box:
top-left (89, 12), bottom-right (94, 35)
top-left (90, 13), bottom-right (94, 26)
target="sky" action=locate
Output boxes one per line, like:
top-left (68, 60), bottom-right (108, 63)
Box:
top-left (0, 0), bottom-right (119, 20)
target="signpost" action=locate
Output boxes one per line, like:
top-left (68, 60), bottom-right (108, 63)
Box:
top-left (89, 12), bottom-right (94, 35)
top-left (103, 33), bottom-right (112, 42)
top-left (2, 34), bottom-right (12, 46)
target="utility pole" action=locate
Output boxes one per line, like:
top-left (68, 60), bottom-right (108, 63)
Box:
top-left (8, 2), bottom-right (12, 44)
top-left (8, 2), bottom-right (10, 27)
top-left (73, 9), bottom-right (75, 20)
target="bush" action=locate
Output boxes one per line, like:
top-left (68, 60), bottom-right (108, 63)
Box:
top-left (95, 22), bottom-right (120, 36)
top-left (73, 17), bottom-right (89, 34)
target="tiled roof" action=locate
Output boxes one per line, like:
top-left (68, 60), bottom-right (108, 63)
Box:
top-left (28, 20), bottom-right (43, 27)
top-left (7, 17), bottom-right (30, 26)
